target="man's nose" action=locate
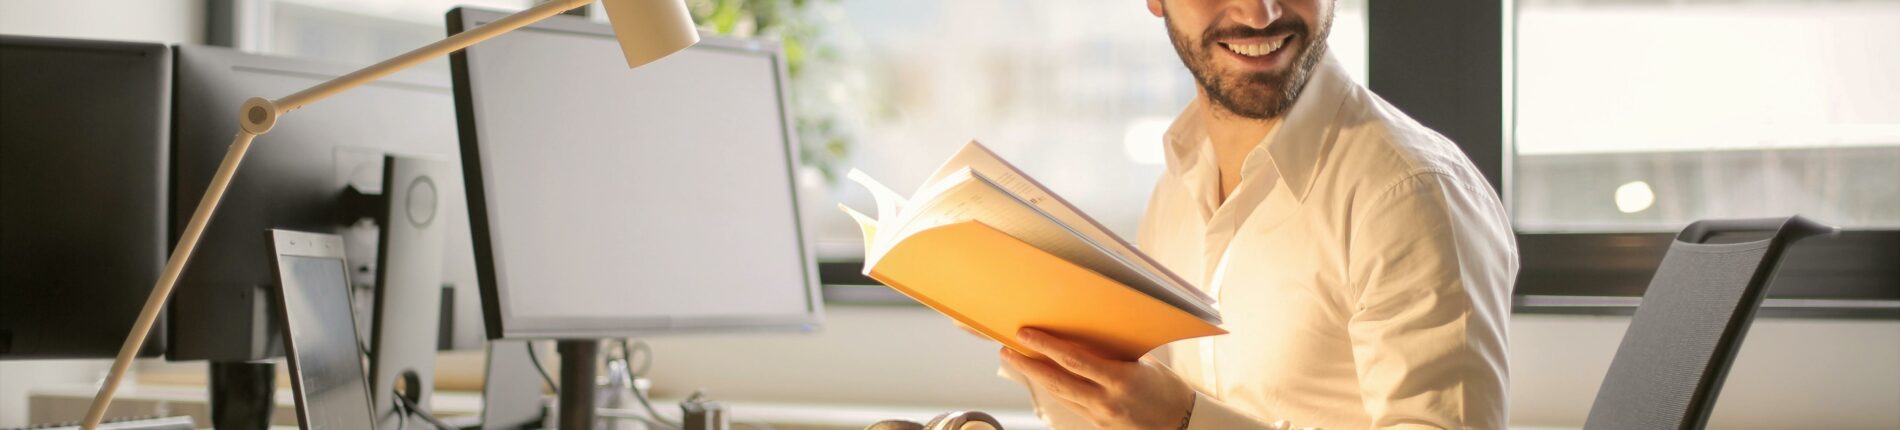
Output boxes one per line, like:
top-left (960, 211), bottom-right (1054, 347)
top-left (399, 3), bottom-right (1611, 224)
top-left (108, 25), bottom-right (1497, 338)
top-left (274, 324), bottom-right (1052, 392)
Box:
top-left (1226, 0), bottom-right (1284, 29)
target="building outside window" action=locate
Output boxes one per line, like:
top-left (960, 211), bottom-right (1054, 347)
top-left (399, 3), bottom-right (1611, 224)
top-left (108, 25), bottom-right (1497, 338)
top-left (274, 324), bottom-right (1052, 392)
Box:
top-left (1512, 0), bottom-right (1900, 232)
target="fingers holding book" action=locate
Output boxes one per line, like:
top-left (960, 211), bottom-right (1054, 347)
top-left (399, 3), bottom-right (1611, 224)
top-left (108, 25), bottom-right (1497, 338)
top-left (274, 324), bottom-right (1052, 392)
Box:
top-left (1001, 327), bottom-right (1197, 430)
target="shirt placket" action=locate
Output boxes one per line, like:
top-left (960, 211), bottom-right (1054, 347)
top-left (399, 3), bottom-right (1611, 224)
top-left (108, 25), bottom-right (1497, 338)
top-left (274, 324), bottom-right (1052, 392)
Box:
top-left (1195, 147), bottom-right (1278, 395)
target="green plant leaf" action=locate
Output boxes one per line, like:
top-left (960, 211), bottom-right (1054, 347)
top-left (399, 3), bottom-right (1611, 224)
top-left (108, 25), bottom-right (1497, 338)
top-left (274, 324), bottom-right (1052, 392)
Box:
top-left (709, 0), bottom-right (742, 34)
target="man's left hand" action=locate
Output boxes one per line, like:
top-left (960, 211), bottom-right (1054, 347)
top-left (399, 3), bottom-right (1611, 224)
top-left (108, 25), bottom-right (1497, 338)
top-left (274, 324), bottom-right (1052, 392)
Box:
top-left (1002, 327), bottom-right (1196, 430)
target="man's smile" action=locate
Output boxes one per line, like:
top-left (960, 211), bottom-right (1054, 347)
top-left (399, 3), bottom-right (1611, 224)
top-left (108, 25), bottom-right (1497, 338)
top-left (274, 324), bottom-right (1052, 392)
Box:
top-left (1215, 33), bottom-right (1296, 70)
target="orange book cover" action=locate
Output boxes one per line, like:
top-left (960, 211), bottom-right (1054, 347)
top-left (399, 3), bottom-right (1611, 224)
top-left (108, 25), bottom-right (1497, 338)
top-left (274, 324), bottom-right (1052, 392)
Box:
top-left (867, 221), bottom-right (1226, 361)
top-left (839, 141), bottom-right (1225, 361)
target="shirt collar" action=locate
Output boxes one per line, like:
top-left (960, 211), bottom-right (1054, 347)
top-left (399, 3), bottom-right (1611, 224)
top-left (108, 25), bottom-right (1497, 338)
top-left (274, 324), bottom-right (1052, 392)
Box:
top-left (1163, 52), bottom-right (1353, 203)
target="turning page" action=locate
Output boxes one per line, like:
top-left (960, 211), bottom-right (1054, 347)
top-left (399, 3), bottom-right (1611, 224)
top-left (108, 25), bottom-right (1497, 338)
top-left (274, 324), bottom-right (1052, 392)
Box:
top-left (920, 142), bottom-right (1218, 316)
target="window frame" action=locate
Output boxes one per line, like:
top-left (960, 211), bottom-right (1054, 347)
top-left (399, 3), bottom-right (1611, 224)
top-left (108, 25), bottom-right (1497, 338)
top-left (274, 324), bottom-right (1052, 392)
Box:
top-left (1366, 0), bottom-right (1899, 319)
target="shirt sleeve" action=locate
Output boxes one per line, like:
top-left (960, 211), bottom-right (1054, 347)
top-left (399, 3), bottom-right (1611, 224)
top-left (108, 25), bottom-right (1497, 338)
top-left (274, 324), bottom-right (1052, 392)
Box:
top-left (1343, 172), bottom-right (1513, 429)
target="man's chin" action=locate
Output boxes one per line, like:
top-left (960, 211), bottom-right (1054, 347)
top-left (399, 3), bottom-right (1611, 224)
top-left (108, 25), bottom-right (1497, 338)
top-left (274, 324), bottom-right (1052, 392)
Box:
top-left (1205, 55), bottom-right (1297, 93)
top-left (1207, 88), bottom-right (1289, 119)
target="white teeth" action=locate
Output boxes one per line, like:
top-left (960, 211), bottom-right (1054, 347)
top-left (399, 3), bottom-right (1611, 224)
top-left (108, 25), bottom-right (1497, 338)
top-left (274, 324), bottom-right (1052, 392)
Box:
top-left (1224, 36), bottom-right (1288, 58)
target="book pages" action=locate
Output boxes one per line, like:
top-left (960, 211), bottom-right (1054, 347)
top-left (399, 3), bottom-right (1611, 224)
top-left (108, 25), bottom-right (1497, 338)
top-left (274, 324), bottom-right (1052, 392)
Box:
top-left (843, 165), bottom-right (1222, 324)
top-left (920, 142), bottom-right (1218, 311)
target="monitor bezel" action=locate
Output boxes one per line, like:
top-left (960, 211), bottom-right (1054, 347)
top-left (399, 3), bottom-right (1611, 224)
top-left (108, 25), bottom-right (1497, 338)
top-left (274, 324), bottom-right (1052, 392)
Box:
top-left (448, 7), bottom-right (825, 340)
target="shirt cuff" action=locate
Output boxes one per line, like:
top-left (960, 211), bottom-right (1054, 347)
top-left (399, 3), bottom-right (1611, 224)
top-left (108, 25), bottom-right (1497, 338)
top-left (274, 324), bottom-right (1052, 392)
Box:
top-left (1184, 393), bottom-right (1304, 430)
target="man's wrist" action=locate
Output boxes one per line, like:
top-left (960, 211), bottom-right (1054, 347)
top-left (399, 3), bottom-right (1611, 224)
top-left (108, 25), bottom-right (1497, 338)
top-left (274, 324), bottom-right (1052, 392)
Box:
top-left (1176, 394), bottom-right (1195, 430)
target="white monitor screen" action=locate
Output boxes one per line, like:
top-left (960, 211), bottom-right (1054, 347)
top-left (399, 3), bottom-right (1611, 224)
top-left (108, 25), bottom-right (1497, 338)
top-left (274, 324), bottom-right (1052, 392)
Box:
top-left (453, 9), bottom-right (820, 339)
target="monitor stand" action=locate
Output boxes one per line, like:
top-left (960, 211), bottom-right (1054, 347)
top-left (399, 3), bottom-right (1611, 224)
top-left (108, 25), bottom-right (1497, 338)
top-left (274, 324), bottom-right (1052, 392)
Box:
top-left (556, 340), bottom-right (600, 430)
top-left (369, 156), bottom-right (453, 430)
top-left (482, 340), bottom-right (550, 430)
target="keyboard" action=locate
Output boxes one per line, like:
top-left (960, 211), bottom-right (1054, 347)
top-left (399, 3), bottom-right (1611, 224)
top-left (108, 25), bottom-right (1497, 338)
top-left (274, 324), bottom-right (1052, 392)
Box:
top-left (6, 416), bottom-right (195, 430)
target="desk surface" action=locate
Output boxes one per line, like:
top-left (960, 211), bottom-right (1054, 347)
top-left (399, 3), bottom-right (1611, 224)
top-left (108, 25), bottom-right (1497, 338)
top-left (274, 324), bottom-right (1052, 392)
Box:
top-left (31, 384), bottom-right (1046, 430)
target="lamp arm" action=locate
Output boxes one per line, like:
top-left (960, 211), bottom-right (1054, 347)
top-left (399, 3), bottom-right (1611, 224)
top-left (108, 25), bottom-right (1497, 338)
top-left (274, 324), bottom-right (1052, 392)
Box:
top-left (80, 1), bottom-right (592, 428)
top-left (76, 131), bottom-right (255, 430)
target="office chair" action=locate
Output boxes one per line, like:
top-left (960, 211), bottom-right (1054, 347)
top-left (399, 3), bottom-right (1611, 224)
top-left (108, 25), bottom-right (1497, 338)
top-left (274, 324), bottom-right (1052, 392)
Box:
top-left (1583, 216), bottom-right (1835, 430)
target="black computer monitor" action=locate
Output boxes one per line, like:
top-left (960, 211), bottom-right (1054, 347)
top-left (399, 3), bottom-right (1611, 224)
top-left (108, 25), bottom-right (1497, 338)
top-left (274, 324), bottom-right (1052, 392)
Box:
top-left (448, 7), bottom-right (822, 428)
top-left (0, 35), bottom-right (171, 360)
top-left (168, 44), bottom-right (474, 361)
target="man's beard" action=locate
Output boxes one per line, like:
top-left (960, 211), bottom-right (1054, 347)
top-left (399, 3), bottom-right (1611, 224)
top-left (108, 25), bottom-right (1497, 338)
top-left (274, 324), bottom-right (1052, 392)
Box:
top-left (1166, 10), bottom-right (1330, 120)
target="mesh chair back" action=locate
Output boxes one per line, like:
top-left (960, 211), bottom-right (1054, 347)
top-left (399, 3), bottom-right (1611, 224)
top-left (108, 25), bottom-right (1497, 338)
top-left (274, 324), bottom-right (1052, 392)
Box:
top-left (1583, 216), bottom-right (1833, 430)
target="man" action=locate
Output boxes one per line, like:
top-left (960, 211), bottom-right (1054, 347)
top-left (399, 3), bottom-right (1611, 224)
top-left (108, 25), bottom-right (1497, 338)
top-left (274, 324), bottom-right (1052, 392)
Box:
top-left (1000, 1), bottom-right (1517, 429)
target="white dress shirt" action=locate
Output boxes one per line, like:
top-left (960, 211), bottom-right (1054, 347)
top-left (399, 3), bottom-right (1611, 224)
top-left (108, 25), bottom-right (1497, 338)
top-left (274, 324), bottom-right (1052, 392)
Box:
top-left (1016, 53), bottom-right (1518, 429)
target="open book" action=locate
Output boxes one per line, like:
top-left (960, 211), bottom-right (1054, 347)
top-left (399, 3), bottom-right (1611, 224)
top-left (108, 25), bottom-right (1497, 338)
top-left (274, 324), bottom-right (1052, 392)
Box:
top-left (839, 141), bottom-right (1225, 361)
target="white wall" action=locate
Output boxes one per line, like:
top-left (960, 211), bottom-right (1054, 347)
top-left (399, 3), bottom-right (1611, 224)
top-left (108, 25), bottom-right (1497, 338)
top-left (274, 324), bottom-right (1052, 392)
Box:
top-left (0, 1), bottom-right (204, 426)
top-left (646, 308), bottom-right (1900, 429)
top-left (0, 0), bottom-right (205, 45)
top-left (0, 361), bottom-right (115, 427)
top-left (642, 306), bottom-right (1031, 409)
top-left (1513, 315), bottom-right (1900, 429)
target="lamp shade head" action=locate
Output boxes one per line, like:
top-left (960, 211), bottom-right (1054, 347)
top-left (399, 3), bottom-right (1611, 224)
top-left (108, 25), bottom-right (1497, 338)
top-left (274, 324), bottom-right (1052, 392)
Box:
top-left (599, 0), bottom-right (700, 69)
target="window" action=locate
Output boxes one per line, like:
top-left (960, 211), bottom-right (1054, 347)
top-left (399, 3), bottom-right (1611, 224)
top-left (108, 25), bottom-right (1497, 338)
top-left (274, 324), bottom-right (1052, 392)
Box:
top-left (1370, 0), bottom-right (1896, 315)
top-left (1501, 0), bottom-right (1900, 315)
top-left (230, 0), bottom-right (1373, 260)
top-left (1512, 0), bottom-right (1900, 232)
top-left (811, 0), bottom-right (1368, 257)
top-left (220, 0), bottom-right (1370, 258)
top-left (228, 0), bottom-right (532, 67)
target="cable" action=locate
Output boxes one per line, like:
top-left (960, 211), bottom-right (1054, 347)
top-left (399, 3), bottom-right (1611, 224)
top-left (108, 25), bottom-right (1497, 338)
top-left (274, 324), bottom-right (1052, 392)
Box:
top-left (618, 339), bottom-right (680, 429)
top-left (395, 391), bottom-right (460, 430)
top-left (345, 280), bottom-right (375, 358)
top-left (525, 341), bottom-right (559, 394)
top-left (621, 338), bottom-right (654, 377)
top-left (611, 340), bottom-right (775, 430)
top-left (392, 392), bottom-right (408, 430)
top-left (489, 339), bottom-right (776, 430)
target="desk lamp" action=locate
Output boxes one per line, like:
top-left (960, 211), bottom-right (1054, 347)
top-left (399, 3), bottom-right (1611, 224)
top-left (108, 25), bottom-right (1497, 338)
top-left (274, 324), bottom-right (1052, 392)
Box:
top-left (79, 1), bottom-right (698, 428)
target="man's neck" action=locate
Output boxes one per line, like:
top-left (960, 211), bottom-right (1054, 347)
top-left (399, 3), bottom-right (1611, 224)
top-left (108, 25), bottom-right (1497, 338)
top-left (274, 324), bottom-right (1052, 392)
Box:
top-left (1200, 98), bottom-right (1283, 203)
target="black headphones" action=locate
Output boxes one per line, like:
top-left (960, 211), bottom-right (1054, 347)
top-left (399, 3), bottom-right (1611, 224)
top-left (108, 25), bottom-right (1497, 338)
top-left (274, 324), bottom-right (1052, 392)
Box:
top-left (865, 410), bottom-right (1003, 430)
